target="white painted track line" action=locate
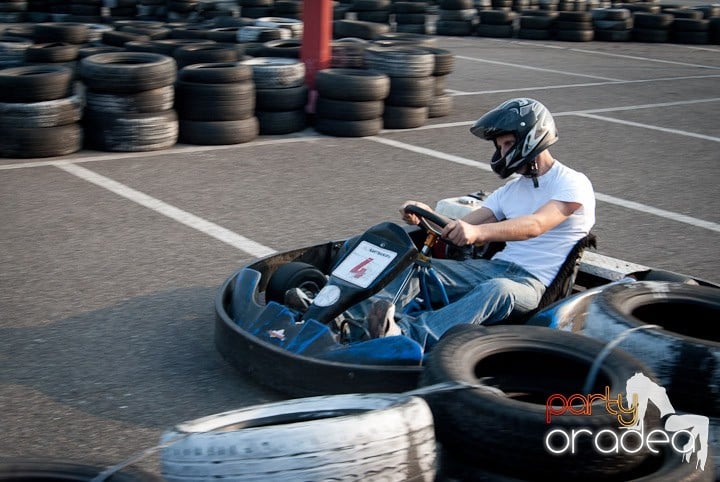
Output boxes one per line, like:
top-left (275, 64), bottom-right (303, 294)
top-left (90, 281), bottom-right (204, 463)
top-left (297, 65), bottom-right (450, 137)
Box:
top-left (455, 55), bottom-right (624, 81)
top-left (55, 163), bottom-right (277, 258)
top-left (366, 137), bottom-right (720, 234)
top-left (450, 74), bottom-right (720, 96)
top-left (574, 113), bottom-right (720, 143)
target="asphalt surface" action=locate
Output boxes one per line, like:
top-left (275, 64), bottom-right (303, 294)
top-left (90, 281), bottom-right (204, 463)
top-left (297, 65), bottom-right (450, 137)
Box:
top-left (1, 27), bottom-right (719, 477)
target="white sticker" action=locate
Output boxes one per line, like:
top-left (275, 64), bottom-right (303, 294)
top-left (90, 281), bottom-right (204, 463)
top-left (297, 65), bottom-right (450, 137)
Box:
top-left (313, 285), bottom-right (341, 307)
top-left (331, 241), bottom-right (397, 288)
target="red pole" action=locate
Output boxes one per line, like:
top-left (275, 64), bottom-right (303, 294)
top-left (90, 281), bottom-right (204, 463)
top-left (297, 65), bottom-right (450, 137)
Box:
top-left (300, 0), bottom-right (332, 112)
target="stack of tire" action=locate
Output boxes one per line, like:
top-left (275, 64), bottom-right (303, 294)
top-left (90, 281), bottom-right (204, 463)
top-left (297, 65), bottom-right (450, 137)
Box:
top-left (553, 10), bottom-right (594, 41)
top-left (175, 62), bottom-right (259, 145)
top-left (632, 11), bottom-right (673, 43)
top-left (436, 0), bottom-right (475, 36)
top-left (476, 9), bottom-right (517, 37)
top-left (591, 7), bottom-right (632, 42)
top-left (241, 57), bottom-right (307, 135)
top-left (314, 68), bottom-right (389, 137)
top-left (23, 42), bottom-right (80, 79)
top-left (0, 65), bottom-right (82, 158)
top-left (364, 45), bottom-right (435, 129)
top-left (393, 1), bottom-right (429, 34)
top-left (667, 8), bottom-right (710, 44)
top-left (424, 47), bottom-right (454, 119)
top-left (518, 10), bottom-right (558, 40)
top-left (351, 0), bottom-right (391, 25)
top-left (80, 52), bottom-right (178, 152)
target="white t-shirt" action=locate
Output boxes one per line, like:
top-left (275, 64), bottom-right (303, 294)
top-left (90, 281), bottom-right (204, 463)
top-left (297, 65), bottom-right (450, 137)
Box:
top-left (482, 160), bottom-right (596, 286)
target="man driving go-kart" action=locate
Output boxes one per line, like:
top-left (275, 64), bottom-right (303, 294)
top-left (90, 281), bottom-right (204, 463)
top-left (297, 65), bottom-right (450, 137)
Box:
top-left (350, 98), bottom-right (597, 349)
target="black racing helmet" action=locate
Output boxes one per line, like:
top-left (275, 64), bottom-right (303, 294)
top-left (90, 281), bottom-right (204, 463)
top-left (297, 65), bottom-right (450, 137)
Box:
top-left (470, 98), bottom-right (558, 179)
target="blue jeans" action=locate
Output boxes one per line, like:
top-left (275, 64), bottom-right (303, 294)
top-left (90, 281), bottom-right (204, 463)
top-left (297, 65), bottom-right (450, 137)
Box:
top-left (381, 258), bottom-right (546, 350)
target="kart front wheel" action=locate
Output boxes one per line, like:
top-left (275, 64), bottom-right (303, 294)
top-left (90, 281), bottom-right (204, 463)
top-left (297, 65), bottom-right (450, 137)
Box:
top-left (265, 261), bottom-right (327, 305)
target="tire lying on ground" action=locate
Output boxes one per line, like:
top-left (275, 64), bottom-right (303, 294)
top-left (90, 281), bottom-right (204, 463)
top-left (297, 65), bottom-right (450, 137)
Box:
top-left (582, 281), bottom-right (720, 417)
top-left (419, 325), bottom-right (658, 480)
top-left (0, 458), bottom-right (161, 481)
top-left (160, 394), bottom-right (437, 482)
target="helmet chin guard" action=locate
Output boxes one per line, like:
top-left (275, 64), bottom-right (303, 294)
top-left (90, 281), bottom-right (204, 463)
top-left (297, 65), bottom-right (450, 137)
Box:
top-left (471, 98), bottom-right (558, 180)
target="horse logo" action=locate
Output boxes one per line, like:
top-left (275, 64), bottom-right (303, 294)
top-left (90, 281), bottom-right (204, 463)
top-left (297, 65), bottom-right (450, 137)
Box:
top-left (624, 372), bottom-right (709, 470)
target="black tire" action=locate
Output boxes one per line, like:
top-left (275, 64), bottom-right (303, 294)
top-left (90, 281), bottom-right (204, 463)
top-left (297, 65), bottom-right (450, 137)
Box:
top-left (160, 394), bottom-right (436, 482)
top-left (395, 12), bottom-right (428, 24)
top-left (633, 12), bottom-right (674, 29)
top-left (178, 62), bottom-right (253, 83)
top-left (175, 80), bottom-right (255, 121)
top-left (0, 88), bottom-right (83, 128)
top-left (79, 52), bottom-right (177, 93)
top-left (583, 282), bottom-right (720, 416)
top-left (377, 32), bottom-right (437, 47)
top-left (672, 18), bottom-right (709, 32)
top-left (173, 43), bottom-right (240, 68)
top-left (518, 27), bottom-right (554, 39)
top-left (314, 116), bottom-right (382, 137)
top-left (266, 261), bottom-right (327, 304)
top-left (594, 29), bottom-right (632, 41)
top-left (556, 28), bottom-right (594, 41)
top-left (383, 104), bottom-right (428, 129)
top-left (520, 14), bottom-right (556, 28)
top-left (0, 458), bottom-right (160, 481)
top-left (0, 123), bottom-right (82, 158)
top-left (86, 85), bottom-right (174, 114)
top-left (24, 42), bottom-right (79, 63)
top-left (420, 46), bottom-right (454, 75)
top-left (476, 23), bottom-right (515, 37)
top-left (364, 45), bottom-right (435, 77)
top-left (33, 22), bottom-right (89, 44)
top-left (332, 19), bottom-right (392, 39)
top-left (255, 84), bottom-right (308, 111)
top-left (240, 57), bottom-right (306, 88)
top-left (0, 65), bottom-right (72, 102)
top-left (101, 30), bottom-right (151, 47)
top-left (632, 27), bottom-right (670, 42)
top-left (315, 68), bottom-right (390, 101)
top-left (396, 23), bottom-right (428, 34)
top-left (435, 20), bottom-right (474, 36)
top-left (428, 94), bottom-right (453, 117)
top-left (255, 109), bottom-right (306, 135)
top-left (316, 97), bottom-right (384, 120)
top-left (479, 9), bottom-right (517, 24)
top-left (438, 8), bottom-right (476, 21)
top-left (357, 10), bottom-right (391, 23)
top-left (150, 39), bottom-right (215, 56)
top-left (593, 18), bottom-right (634, 31)
top-left (433, 74), bottom-right (446, 96)
top-left (179, 117), bottom-right (259, 145)
top-left (591, 7), bottom-right (631, 20)
top-left (260, 38), bottom-right (301, 58)
top-left (83, 109), bottom-right (178, 152)
top-left (671, 30), bottom-right (709, 44)
top-left (386, 75), bottom-right (434, 107)
top-left (420, 325), bottom-right (657, 480)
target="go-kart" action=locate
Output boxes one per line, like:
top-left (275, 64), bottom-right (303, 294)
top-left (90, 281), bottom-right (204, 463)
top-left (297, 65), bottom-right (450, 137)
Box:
top-left (214, 196), bottom-right (717, 397)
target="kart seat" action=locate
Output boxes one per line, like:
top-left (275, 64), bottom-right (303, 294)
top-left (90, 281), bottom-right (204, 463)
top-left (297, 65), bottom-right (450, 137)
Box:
top-left (487, 233), bottom-right (597, 324)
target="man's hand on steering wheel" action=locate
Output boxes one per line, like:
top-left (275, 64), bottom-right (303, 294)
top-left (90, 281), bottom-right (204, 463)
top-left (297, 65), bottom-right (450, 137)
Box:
top-left (441, 219), bottom-right (480, 246)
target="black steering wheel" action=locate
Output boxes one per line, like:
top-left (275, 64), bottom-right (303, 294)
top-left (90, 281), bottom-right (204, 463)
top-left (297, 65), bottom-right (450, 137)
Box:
top-left (403, 204), bottom-right (452, 236)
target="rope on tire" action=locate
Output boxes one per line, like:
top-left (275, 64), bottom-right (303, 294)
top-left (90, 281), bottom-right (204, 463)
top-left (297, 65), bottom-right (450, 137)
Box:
top-left (582, 324), bottom-right (663, 394)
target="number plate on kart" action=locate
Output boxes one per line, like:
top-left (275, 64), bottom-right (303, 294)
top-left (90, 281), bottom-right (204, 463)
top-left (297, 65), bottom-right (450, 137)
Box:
top-left (332, 241), bottom-right (398, 288)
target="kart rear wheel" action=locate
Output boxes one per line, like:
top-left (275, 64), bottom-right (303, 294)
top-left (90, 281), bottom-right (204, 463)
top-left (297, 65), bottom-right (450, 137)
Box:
top-left (265, 261), bottom-right (327, 305)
